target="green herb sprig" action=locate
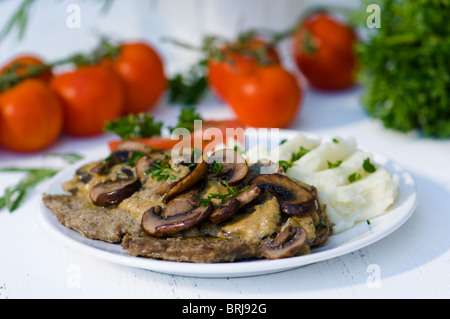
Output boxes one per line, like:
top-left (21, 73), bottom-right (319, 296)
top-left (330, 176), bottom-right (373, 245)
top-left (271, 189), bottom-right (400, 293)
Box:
top-left (354, 0), bottom-right (450, 138)
top-left (0, 168), bottom-right (59, 212)
top-left (0, 153), bottom-right (83, 213)
top-left (0, 0), bottom-right (114, 42)
top-left (199, 181), bottom-right (240, 207)
top-left (167, 60), bottom-right (209, 106)
top-left (145, 159), bottom-right (175, 181)
top-left (105, 113), bottom-right (163, 139)
top-left (169, 107), bottom-right (203, 134)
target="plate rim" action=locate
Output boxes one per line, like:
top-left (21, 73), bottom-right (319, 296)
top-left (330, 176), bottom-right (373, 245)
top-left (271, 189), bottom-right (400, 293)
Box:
top-left (38, 130), bottom-right (419, 278)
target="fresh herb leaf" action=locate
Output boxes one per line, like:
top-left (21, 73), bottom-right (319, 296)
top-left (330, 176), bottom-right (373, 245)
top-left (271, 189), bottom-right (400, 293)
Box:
top-left (280, 139), bottom-right (287, 145)
top-left (105, 113), bottom-right (163, 139)
top-left (332, 138), bottom-right (339, 144)
top-left (278, 146), bottom-right (310, 172)
top-left (317, 220), bottom-right (328, 228)
top-left (211, 161), bottom-right (223, 175)
top-left (328, 160), bottom-right (343, 169)
top-left (167, 60), bottom-right (209, 105)
top-left (198, 198), bottom-right (212, 207)
top-left (45, 153), bottom-right (84, 165)
top-left (291, 146), bottom-right (310, 163)
top-left (348, 172), bottom-right (362, 183)
top-left (278, 160), bottom-right (293, 173)
top-left (127, 151), bottom-right (147, 167)
top-left (200, 181), bottom-right (239, 206)
top-left (147, 160), bottom-right (174, 181)
top-left (363, 158), bottom-right (377, 173)
top-left (169, 107), bottom-right (203, 134)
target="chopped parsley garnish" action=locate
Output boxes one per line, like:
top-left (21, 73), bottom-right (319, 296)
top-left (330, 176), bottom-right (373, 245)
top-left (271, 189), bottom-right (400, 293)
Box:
top-left (278, 146), bottom-right (310, 172)
top-left (199, 181), bottom-right (238, 206)
top-left (317, 220), bottom-right (328, 228)
top-left (327, 160), bottom-right (343, 169)
top-left (363, 158), bottom-right (377, 173)
top-left (211, 161), bottom-right (223, 175)
top-left (332, 138), bottom-right (339, 144)
top-left (146, 160), bottom-right (175, 181)
top-left (127, 151), bottom-right (147, 167)
top-left (348, 172), bottom-right (362, 183)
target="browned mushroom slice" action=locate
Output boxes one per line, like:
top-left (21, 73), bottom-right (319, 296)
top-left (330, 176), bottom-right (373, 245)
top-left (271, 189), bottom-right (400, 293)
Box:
top-left (209, 185), bottom-right (261, 223)
top-left (208, 149), bottom-right (248, 185)
top-left (249, 174), bottom-right (316, 216)
top-left (209, 198), bottom-right (240, 224)
top-left (261, 225), bottom-right (307, 259)
top-left (141, 202), bottom-right (214, 238)
top-left (90, 178), bottom-right (141, 207)
top-left (164, 186), bottom-right (202, 217)
top-left (162, 160), bottom-right (209, 203)
top-left (90, 151), bottom-right (130, 175)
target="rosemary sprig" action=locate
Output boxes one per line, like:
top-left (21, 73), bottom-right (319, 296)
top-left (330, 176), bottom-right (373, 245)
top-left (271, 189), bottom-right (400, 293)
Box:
top-left (0, 153), bottom-right (84, 213)
top-left (0, 0), bottom-right (116, 42)
top-left (0, 0), bottom-right (36, 42)
top-left (0, 168), bottom-right (59, 212)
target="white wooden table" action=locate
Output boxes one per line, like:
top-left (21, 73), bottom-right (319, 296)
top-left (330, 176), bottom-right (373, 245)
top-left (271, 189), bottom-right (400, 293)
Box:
top-left (1, 87), bottom-right (449, 300)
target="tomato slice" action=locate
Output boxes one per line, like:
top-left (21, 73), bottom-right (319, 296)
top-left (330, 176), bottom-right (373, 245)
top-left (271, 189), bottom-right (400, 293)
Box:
top-left (108, 119), bottom-right (246, 153)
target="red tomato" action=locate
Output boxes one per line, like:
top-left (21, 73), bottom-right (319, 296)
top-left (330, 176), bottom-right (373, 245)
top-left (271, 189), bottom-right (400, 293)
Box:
top-left (207, 38), bottom-right (280, 101)
top-left (227, 65), bottom-right (302, 128)
top-left (291, 12), bottom-right (357, 90)
top-left (0, 79), bottom-right (63, 152)
top-left (0, 55), bottom-right (53, 82)
top-left (105, 42), bottom-right (166, 114)
top-left (50, 66), bottom-right (125, 137)
top-left (108, 119), bottom-right (245, 152)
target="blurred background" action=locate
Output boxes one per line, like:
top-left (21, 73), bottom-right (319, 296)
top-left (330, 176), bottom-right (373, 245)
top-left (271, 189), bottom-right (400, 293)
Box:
top-left (0, 0), bottom-right (359, 75)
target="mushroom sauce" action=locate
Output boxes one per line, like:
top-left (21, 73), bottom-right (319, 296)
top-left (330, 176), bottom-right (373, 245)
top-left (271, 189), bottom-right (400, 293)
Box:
top-left (52, 141), bottom-right (332, 262)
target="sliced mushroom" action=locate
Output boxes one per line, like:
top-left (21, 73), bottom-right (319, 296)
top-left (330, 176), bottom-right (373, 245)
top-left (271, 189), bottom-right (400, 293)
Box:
top-left (249, 174), bottom-right (316, 216)
top-left (209, 185), bottom-right (261, 223)
top-left (90, 151), bottom-right (130, 175)
top-left (207, 149), bottom-right (248, 185)
top-left (141, 202), bottom-right (214, 238)
top-left (164, 186), bottom-right (202, 218)
top-left (162, 160), bottom-right (209, 203)
top-left (209, 198), bottom-right (240, 224)
top-left (261, 225), bottom-right (307, 259)
top-left (90, 178), bottom-right (141, 207)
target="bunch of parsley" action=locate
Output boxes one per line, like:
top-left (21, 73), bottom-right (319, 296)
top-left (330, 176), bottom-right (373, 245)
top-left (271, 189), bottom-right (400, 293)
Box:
top-left (354, 0), bottom-right (450, 138)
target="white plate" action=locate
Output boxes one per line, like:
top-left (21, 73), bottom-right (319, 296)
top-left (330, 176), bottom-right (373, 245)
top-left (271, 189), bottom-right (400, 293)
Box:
top-left (38, 130), bottom-right (418, 278)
